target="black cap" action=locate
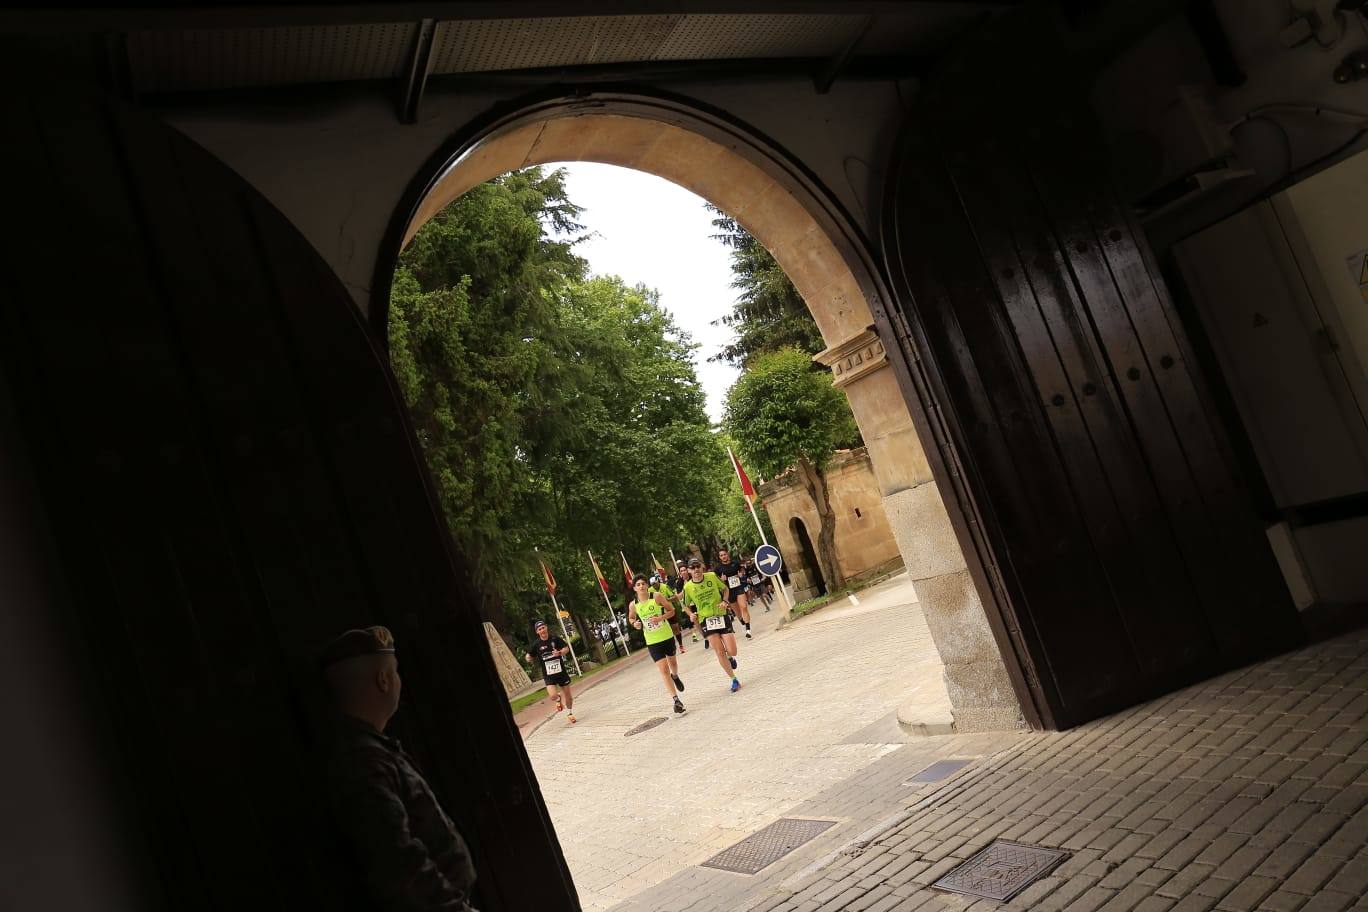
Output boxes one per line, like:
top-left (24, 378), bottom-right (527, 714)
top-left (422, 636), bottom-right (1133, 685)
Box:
top-left (320, 626), bottom-right (395, 670)
top-left (687, 557), bottom-right (702, 568)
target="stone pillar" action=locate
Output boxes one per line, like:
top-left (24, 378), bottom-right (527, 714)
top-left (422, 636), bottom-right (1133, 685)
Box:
top-left (816, 329), bottom-right (1023, 733)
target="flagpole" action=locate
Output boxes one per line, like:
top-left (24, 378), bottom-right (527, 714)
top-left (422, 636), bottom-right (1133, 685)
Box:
top-left (729, 446), bottom-right (796, 613)
top-left (535, 547), bottom-right (583, 675)
top-left (668, 548), bottom-right (679, 572)
top-left (548, 589), bottom-right (583, 677)
top-left (588, 550), bottom-right (630, 656)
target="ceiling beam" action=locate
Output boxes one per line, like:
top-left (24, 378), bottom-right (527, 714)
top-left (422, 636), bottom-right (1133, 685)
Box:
top-left (397, 17), bottom-right (436, 123)
top-left (813, 14), bottom-right (874, 94)
top-left (3, 1), bottom-right (1018, 32)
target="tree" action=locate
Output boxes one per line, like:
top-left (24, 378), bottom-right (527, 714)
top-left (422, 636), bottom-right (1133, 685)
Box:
top-left (708, 206), bottom-right (826, 368)
top-left (389, 168), bottom-right (585, 617)
top-left (390, 174), bottom-right (732, 654)
top-left (723, 348), bottom-right (858, 589)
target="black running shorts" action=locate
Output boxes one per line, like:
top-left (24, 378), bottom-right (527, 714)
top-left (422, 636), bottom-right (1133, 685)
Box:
top-left (648, 638), bottom-right (678, 662)
top-left (699, 614), bottom-right (734, 637)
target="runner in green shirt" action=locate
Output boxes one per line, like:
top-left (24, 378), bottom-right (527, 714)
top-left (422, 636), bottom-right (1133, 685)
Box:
top-left (650, 573), bottom-right (687, 653)
top-left (681, 557), bottom-right (741, 693)
top-left (628, 573), bottom-right (687, 715)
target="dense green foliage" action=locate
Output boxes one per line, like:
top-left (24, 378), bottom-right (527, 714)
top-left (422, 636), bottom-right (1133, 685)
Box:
top-left (723, 348), bottom-right (859, 589)
top-left (389, 168), bottom-right (731, 647)
top-left (707, 207), bottom-right (826, 368)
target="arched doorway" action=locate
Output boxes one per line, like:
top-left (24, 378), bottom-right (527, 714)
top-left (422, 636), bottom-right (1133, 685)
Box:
top-left (789, 516), bottom-right (826, 600)
top-left (379, 93), bottom-right (1028, 735)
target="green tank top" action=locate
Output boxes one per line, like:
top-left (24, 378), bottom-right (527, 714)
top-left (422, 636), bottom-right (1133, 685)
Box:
top-left (684, 573), bottom-right (726, 618)
top-left (634, 595), bottom-right (675, 645)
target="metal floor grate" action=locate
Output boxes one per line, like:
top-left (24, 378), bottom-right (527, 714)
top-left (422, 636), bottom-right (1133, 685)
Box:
top-left (933, 840), bottom-right (1069, 901)
top-left (624, 717), bottom-right (668, 736)
top-left (904, 758), bottom-right (974, 784)
top-left (700, 818), bottom-right (837, 875)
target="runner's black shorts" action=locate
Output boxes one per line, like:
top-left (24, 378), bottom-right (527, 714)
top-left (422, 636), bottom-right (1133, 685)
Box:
top-left (544, 672), bottom-right (571, 687)
top-left (727, 587), bottom-right (747, 602)
top-left (647, 638), bottom-right (678, 661)
top-left (699, 614), bottom-right (735, 637)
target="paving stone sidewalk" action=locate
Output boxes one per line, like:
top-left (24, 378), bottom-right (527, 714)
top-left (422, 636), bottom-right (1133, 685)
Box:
top-left (705, 628), bottom-right (1368, 912)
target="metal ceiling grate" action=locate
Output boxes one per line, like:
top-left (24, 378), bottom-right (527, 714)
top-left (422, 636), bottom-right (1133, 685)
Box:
top-left (932, 840), bottom-right (1069, 902)
top-left (700, 818), bottom-right (837, 875)
top-left (653, 13), bottom-right (866, 60)
top-left (431, 15), bottom-right (685, 74)
top-left (430, 14), bottom-right (866, 75)
top-left (128, 23), bottom-right (416, 93)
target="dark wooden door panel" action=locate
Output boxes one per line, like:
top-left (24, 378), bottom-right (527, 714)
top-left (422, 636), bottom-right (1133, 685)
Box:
top-left (0, 79), bottom-right (577, 910)
top-left (881, 96), bottom-right (1302, 729)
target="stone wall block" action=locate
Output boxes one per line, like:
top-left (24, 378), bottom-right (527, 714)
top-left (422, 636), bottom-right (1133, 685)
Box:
top-left (882, 481), bottom-right (969, 581)
top-left (912, 568), bottom-right (998, 668)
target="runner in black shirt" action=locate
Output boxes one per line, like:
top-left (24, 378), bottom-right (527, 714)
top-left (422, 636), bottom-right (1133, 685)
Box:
top-left (524, 619), bottom-right (576, 724)
top-left (713, 547), bottom-right (753, 639)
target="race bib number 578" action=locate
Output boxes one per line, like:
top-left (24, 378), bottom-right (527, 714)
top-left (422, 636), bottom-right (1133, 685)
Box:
top-left (705, 615), bottom-right (726, 631)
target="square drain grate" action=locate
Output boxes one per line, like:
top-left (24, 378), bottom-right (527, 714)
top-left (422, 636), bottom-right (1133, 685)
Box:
top-left (932, 840), bottom-right (1069, 901)
top-left (700, 818), bottom-right (837, 875)
top-left (904, 758), bottom-right (973, 784)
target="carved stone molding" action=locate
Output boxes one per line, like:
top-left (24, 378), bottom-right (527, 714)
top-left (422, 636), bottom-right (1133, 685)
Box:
top-left (814, 325), bottom-right (887, 388)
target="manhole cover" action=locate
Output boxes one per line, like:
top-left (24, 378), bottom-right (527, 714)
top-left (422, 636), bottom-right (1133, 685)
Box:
top-left (904, 758), bottom-right (973, 784)
top-left (624, 717), bottom-right (668, 737)
top-left (700, 818), bottom-right (837, 875)
top-left (933, 840), bottom-right (1069, 901)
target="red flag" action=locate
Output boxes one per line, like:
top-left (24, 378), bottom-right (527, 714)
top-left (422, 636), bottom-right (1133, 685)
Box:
top-left (620, 551), bottom-right (635, 588)
top-left (651, 553), bottom-right (668, 575)
top-left (588, 551), bottom-right (611, 594)
top-left (729, 447), bottom-right (756, 498)
top-left (539, 558), bottom-right (557, 596)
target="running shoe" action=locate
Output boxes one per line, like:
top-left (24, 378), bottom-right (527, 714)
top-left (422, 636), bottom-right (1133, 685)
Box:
top-left (730, 678), bottom-right (741, 693)
top-left (554, 697), bottom-right (564, 713)
top-left (745, 630), bottom-right (753, 639)
top-left (673, 697), bottom-right (686, 714)
top-left (672, 673), bottom-right (685, 692)
top-left (729, 656), bottom-right (737, 670)
top-left (568, 713), bottom-right (577, 724)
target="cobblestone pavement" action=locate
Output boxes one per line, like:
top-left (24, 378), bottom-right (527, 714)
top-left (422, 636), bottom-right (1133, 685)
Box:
top-left (717, 628), bottom-right (1368, 912)
top-left (523, 573), bottom-right (973, 911)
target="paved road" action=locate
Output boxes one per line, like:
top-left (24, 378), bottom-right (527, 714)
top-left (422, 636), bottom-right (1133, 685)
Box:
top-left (523, 573), bottom-right (955, 910)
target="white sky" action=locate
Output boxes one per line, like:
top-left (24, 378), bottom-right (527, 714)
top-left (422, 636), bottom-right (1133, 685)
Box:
top-left (553, 162), bottom-right (739, 424)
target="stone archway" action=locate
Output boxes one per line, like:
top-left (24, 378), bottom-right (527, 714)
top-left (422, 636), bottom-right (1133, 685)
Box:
top-left (398, 103), bottom-right (1022, 733)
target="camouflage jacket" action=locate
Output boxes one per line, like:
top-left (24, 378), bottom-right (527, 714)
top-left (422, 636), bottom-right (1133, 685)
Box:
top-left (328, 715), bottom-right (478, 912)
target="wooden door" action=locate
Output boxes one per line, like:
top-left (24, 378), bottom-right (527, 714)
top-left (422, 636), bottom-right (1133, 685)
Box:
top-left (880, 90), bottom-right (1303, 729)
top-left (0, 79), bottom-right (577, 909)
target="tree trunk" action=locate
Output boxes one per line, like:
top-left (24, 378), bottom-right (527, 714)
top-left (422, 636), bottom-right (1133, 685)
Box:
top-left (797, 456), bottom-right (845, 589)
top-left (569, 608), bottom-right (607, 665)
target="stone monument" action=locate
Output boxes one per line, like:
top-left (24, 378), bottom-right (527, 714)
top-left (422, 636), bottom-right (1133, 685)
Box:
top-left (484, 622), bottom-right (532, 697)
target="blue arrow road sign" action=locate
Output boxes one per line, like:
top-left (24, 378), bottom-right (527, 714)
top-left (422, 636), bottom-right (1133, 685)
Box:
top-left (755, 544), bottom-right (783, 577)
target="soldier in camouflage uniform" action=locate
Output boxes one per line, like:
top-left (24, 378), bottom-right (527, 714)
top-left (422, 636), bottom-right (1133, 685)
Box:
top-left (321, 626), bottom-right (479, 912)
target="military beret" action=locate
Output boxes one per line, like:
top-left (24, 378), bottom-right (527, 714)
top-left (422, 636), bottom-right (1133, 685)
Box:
top-left (319, 625), bottom-right (396, 669)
